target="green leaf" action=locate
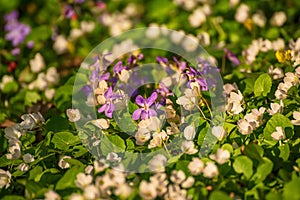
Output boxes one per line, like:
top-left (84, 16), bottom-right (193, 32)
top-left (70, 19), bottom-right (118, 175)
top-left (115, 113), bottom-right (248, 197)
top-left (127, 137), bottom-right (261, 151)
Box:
top-left (251, 157), bottom-right (273, 184)
top-left (263, 113), bottom-right (294, 142)
top-left (283, 178), bottom-right (300, 200)
top-left (24, 91), bottom-right (41, 106)
top-left (29, 166), bottom-right (43, 181)
top-left (107, 134), bottom-right (126, 151)
top-left (51, 131), bottom-right (81, 150)
top-left (55, 165), bottom-right (84, 190)
top-left (45, 116), bottom-right (69, 132)
top-left (254, 73), bottom-right (272, 97)
top-left (176, 160), bottom-right (190, 175)
top-left (209, 191), bottom-right (231, 200)
top-left (278, 144), bottom-right (290, 161)
top-left (244, 143), bottom-right (264, 161)
top-left (1, 196), bottom-right (25, 200)
top-left (233, 155), bottom-right (253, 179)
top-left (2, 81), bottom-right (19, 94)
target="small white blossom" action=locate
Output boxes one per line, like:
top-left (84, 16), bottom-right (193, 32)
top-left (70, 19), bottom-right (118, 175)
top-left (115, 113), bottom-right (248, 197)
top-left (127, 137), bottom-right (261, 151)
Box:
top-left (271, 127), bottom-right (286, 140)
top-left (83, 185), bottom-right (100, 200)
top-left (58, 156), bottom-right (71, 169)
top-left (270, 11), bottom-right (287, 27)
top-left (291, 111), bottom-right (300, 125)
top-left (23, 153), bottom-right (35, 163)
top-left (182, 34), bottom-right (198, 52)
top-left (18, 163), bottom-right (29, 172)
top-left (267, 101), bottom-right (284, 115)
top-left (268, 66), bottom-right (284, 80)
top-left (203, 162), bottom-right (219, 178)
top-left (75, 173), bottom-right (93, 189)
top-left (212, 126), bottom-right (226, 140)
top-left (30, 53), bottom-right (45, 73)
top-left (139, 180), bottom-right (157, 200)
top-left (170, 170), bottom-right (186, 184)
top-left (235, 4), bottom-right (250, 23)
top-left (238, 119), bottom-right (254, 135)
top-left (106, 152), bottom-right (121, 163)
top-left (181, 176), bottom-right (195, 188)
top-left (189, 8), bottom-right (206, 28)
top-left (53, 35), bottom-right (68, 55)
top-left (183, 125), bottom-right (196, 141)
top-left (92, 119), bottom-right (110, 129)
top-left (45, 190), bottom-right (61, 200)
top-left (226, 90), bottom-right (244, 115)
top-left (181, 140), bottom-right (198, 155)
top-left (188, 157), bottom-right (204, 175)
top-left (66, 109), bottom-right (81, 122)
top-left (209, 148), bottom-right (230, 165)
top-left (0, 169), bottom-right (11, 189)
top-left (149, 154), bottom-right (167, 173)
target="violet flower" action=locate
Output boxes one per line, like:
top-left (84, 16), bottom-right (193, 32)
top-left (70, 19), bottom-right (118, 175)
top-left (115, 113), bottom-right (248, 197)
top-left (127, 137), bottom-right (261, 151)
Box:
top-left (98, 87), bottom-right (120, 118)
top-left (185, 66), bottom-right (208, 91)
top-left (128, 53), bottom-right (143, 66)
top-left (224, 48), bottom-right (241, 66)
top-left (4, 11), bottom-right (31, 47)
top-left (132, 92), bottom-right (158, 120)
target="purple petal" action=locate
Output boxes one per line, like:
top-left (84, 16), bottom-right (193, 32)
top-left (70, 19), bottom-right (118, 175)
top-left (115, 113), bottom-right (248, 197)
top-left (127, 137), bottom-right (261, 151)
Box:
top-left (146, 92), bottom-right (157, 106)
top-left (99, 72), bottom-right (110, 81)
top-left (105, 103), bottom-right (114, 118)
top-left (98, 104), bottom-right (107, 113)
top-left (140, 110), bottom-right (149, 120)
top-left (132, 108), bottom-right (143, 120)
top-left (105, 87), bottom-right (113, 98)
top-left (148, 109), bottom-right (157, 117)
top-left (135, 95), bottom-right (145, 106)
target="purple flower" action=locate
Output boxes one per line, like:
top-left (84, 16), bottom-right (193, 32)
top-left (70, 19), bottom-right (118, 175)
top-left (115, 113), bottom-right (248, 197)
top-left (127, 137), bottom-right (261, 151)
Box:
top-left (27, 41), bottom-right (34, 49)
top-left (11, 48), bottom-right (20, 55)
top-left (128, 54), bottom-right (143, 66)
top-left (80, 85), bottom-right (93, 96)
top-left (4, 11), bottom-right (31, 47)
top-left (97, 87), bottom-right (119, 118)
top-left (224, 48), bottom-right (240, 66)
top-left (113, 61), bottom-right (126, 74)
top-left (132, 92), bottom-right (158, 120)
top-left (64, 6), bottom-right (76, 19)
top-left (185, 66), bottom-right (208, 91)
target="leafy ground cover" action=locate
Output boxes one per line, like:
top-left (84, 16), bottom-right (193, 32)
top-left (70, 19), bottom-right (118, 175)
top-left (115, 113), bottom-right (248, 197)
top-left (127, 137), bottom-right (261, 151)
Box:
top-left (1, 0), bottom-right (300, 199)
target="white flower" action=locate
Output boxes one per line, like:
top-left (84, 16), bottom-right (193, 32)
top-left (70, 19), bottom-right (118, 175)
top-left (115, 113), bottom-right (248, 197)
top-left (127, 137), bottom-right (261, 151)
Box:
top-left (118, 69), bottom-right (130, 82)
top-left (135, 128), bottom-right (151, 145)
top-left (83, 185), bottom-right (100, 200)
top-left (94, 159), bottom-right (109, 174)
top-left (0, 169), bottom-right (11, 189)
top-left (58, 156), bottom-right (71, 169)
top-left (45, 88), bottom-right (55, 100)
top-left (272, 38), bottom-right (285, 51)
top-left (30, 53), bottom-right (45, 73)
top-left (23, 153), bottom-right (35, 163)
top-left (211, 126), bottom-right (226, 140)
top-left (139, 180), bottom-right (157, 200)
top-left (182, 35), bottom-right (199, 52)
top-left (244, 107), bottom-right (265, 128)
top-left (35, 73), bottom-right (48, 90)
top-left (203, 162), bottom-right (219, 178)
top-left (183, 125), bottom-right (196, 141)
top-left (80, 21), bottom-right (95, 33)
top-left (181, 176), bottom-right (195, 188)
top-left (170, 30), bottom-right (185, 44)
top-left (209, 148), bottom-right (230, 165)
top-left (69, 28), bottom-right (83, 41)
top-left (170, 170), bottom-right (186, 184)
top-left (188, 8), bottom-right (206, 28)
top-left (291, 111), bottom-right (300, 125)
top-left (270, 11), bottom-right (287, 27)
top-left (176, 88), bottom-right (198, 111)
top-left (149, 154), bottom-right (167, 173)
top-left (66, 109), bottom-right (81, 122)
top-left (18, 163), bottom-right (29, 172)
top-left (148, 131), bottom-right (168, 149)
top-left (267, 101), bottom-right (284, 115)
top-left (85, 165), bottom-right (93, 175)
top-left (188, 157), bottom-right (204, 175)
top-left (181, 140), bottom-right (198, 155)
top-left (106, 152), bottom-right (121, 163)
top-left (252, 11), bottom-right (266, 27)
top-left (198, 31), bottom-right (210, 46)
top-left (296, 67), bottom-right (300, 78)
top-left (237, 119), bottom-right (254, 135)
top-left (92, 119), bottom-right (110, 129)
top-left (114, 183), bottom-right (133, 198)
top-left (268, 66), bottom-right (284, 80)
top-left (4, 127), bottom-right (22, 140)
top-left (69, 193), bottom-right (84, 200)
top-left (145, 24), bottom-right (160, 39)
top-left (45, 190), bottom-right (61, 200)
top-left (46, 67), bottom-right (59, 84)
top-left (235, 4), bottom-right (250, 23)
top-left (271, 127), bottom-right (286, 140)
top-left (75, 173), bottom-right (93, 189)
top-left (226, 90), bottom-right (244, 115)
top-left (284, 72), bottom-right (299, 86)
top-left (53, 35), bottom-right (68, 55)
top-left (229, 0), bottom-right (239, 8)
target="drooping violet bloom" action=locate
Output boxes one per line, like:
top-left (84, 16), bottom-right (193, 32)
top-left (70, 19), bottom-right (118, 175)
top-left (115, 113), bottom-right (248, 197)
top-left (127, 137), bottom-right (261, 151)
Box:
top-left (224, 48), bottom-right (241, 66)
top-left (98, 87), bottom-right (120, 118)
top-left (128, 53), bottom-right (143, 66)
top-left (173, 57), bottom-right (188, 71)
top-left (4, 11), bottom-right (31, 47)
top-left (27, 41), bottom-right (34, 49)
top-left (156, 82), bottom-right (173, 98)
top-left (132, 92), bottom-right (158, 120)
top-left (113, 61), bottom-right (126, 74)
top-left (80, 85), bottom-right (93, 96)
top-left (156, 56), bottom-right (168, 65)
top-left (185, 66), bottom-right (208, 91)
top-left (64, 5), bottom-right (76, 19)
top-left (11, 48), bottom-right (20, 55)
